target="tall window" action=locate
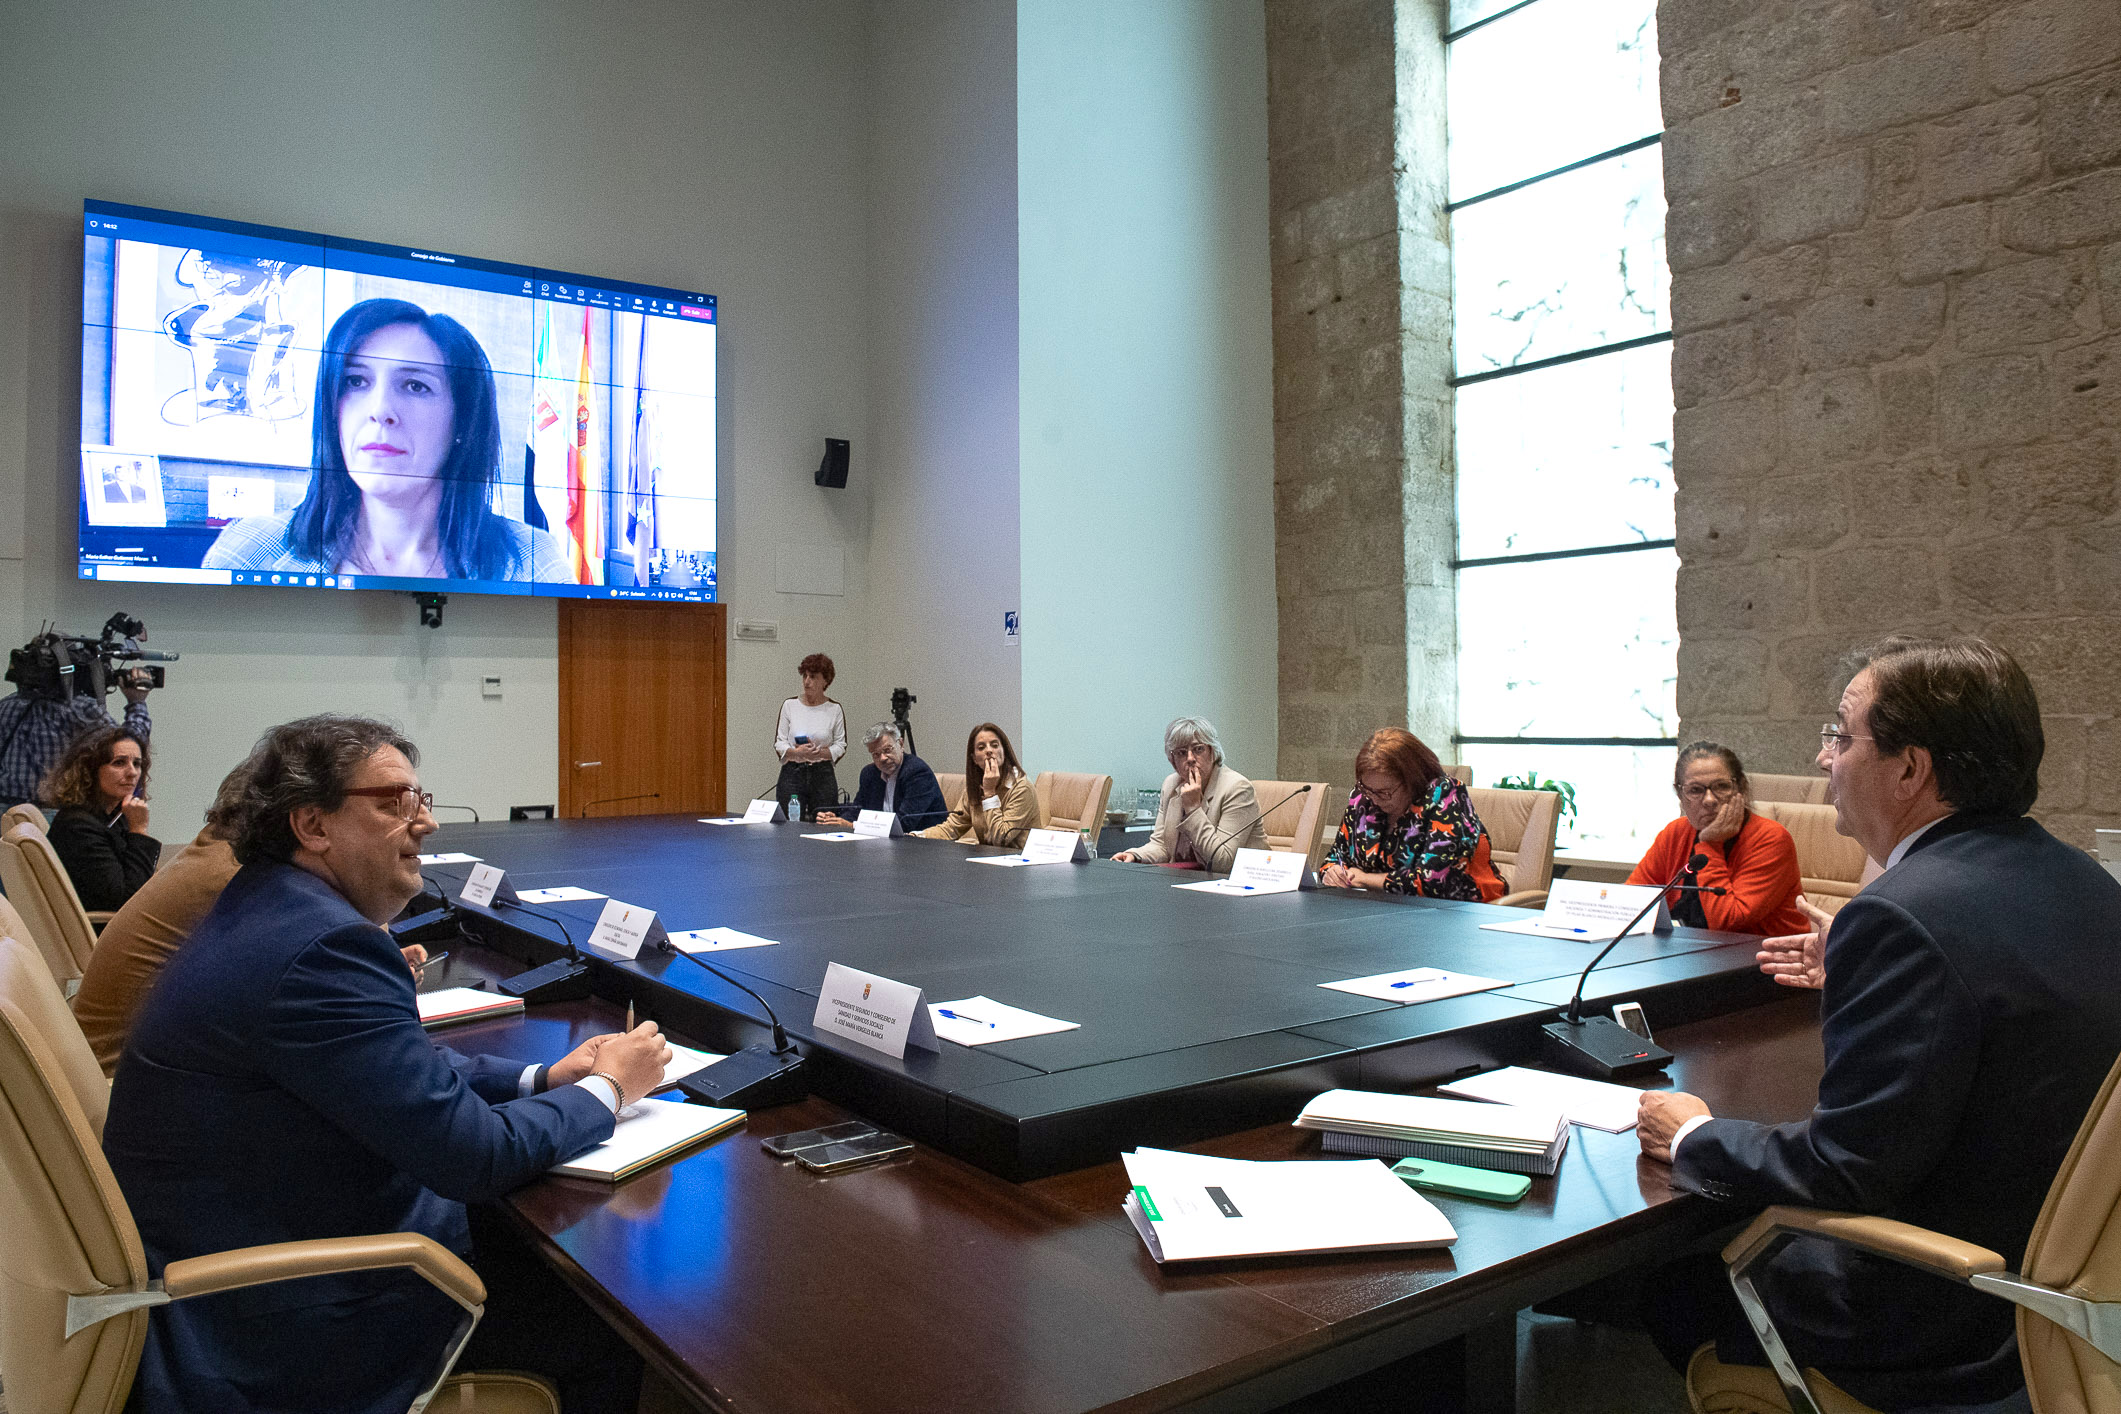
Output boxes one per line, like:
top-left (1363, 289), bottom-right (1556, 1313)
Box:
top-left (1445, 0), bottom-right (1675, 857)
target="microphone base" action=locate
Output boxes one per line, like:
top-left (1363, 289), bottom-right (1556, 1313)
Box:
top-left (1541, 1015), bottom-right (1673, 1080)
top-left (677, 1042), bottom-right (808, 1110)
top-left (497, 957), bottom-right (595, 1004)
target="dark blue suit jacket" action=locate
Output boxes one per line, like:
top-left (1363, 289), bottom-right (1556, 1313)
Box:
top-left (1676, 813), bottom-right (2121, 1409)
top-left (849, 753), bottom-right (948, 832)
top-left (104, 862), bottom-right (615, 1414)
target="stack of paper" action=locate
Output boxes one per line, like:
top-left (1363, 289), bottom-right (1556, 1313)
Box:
top-left (655, 1042), bottom-right (728, 1092)
top-left (1294, 1089), bottom-right (1571, 1176)
top-left (1439, 1066), bottom-right (1642, 1133)
top-left (550, 1096), bottom-right (746, 1181)
top-left (1120, 1147), bottom-right (1456, 1264)
top-left (416, 987), bottom-right (525, 1029)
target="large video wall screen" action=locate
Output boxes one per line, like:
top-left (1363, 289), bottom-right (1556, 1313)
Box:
top-left (78, 200), bottom-right (717, 602)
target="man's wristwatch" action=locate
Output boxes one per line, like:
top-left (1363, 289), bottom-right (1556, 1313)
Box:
top-left (587, 1069), bottom-right (628, 1110)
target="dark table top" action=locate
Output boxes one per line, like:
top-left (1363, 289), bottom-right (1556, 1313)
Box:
top-left (429, 948), bottom-right (1824, 1414)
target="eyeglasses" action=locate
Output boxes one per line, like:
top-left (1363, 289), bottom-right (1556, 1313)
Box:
top-left (1819, 724), bottom-right (1873, 752)
top-left (1679, 782), bottom-right (1739, 802)
top-left (343, 785), bottom-right (436, 820)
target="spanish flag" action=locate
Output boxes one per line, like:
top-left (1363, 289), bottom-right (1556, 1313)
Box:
top-left (563, 307), bottom-right (603, 584)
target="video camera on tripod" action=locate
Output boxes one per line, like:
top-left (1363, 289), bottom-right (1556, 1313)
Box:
top-left (5, 613), bottom-right (179, 703)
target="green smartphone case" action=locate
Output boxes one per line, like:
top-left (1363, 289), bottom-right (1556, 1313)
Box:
top-left (1391, 1156), bottom-right (1533, 1203)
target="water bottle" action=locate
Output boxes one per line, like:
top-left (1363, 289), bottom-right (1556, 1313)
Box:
top-left (790, 794), bottom-right (802, 823)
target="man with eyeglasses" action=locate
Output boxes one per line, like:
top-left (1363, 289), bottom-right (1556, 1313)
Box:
top-left (1631, 637), bottom-right (2121, 1412)
top-left (105, 715), bottom-right (669, 1414)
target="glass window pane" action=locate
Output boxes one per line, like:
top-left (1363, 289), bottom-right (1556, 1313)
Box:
top-left (1455, 548), bottom-right (1677, 738)
top-left (1456, 343), bottom-right (1673, 559)
top-left (1447, 0), bottom-right (1531, 36)
top-left (1458, 743), bottom-right (1677, 857)
top-left (1451, 145), bottom-right (1669, 376)
top-left (1447, 0), bottom-right (1661, 201)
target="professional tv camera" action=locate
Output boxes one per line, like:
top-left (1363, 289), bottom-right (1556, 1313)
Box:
top-left (4, 613), bottom-right (178, 703)
top-left (890, 686), bottom-right (917, 755)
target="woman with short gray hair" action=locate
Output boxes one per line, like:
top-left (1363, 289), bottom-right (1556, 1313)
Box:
top-left (1112, 715), bottom-right (1267, 872)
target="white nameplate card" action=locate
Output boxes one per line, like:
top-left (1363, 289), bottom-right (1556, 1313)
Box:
top-left (586, 898), bottom-right (668, 960)
top-left (928, 996), bottom-right (1082, 1047)
top-left (813, 962), bottom-right (940, 1059)
top-left (1173, 848), bottom-right (1313, 896)
top-left (701, 799), bottom-right (783, 826)
top-left (418, 852), bottom-right (480, 865)
top-left (1479, 879), bottom-right (1671, 940)
top-left (516, 885), bottom-right (606, 903)
top-left (854, 809), bottom-right (905, 839)
top-left (1318, 967), bottom-right (1511, 1004)
top-left (457, 863), bottom-right (519, 908)
top-left (967, 828), bottom-right (1091, 867)
top-left (668, 926), bottom-right (781, 953)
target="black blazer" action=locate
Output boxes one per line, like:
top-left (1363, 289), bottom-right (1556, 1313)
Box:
top-left (850, 753), bottom-right (948, 833)
top-left (1676, 812), bottom-right (2121, 1409)
top-left (46, 803), bottom-right (160, 911)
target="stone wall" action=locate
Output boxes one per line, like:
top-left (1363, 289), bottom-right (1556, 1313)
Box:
top-left (1267, 0), bottom-right (1456, 801)
top-left (1662, 0), bottom-right (2121, 847)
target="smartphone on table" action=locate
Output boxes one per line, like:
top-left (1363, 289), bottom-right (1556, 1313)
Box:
top-left (1391, 1156), bottom-right (1532, 1203)
top-left (760, 1122), bottom-right (876, 1159)
top-left (797, 1132), bottom-right (913, 1173)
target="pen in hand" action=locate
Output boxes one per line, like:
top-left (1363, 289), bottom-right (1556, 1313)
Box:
top-left (627, 1000), bottom-right (635, 1032)
top-left (413, 950), bottom-right (448, 976)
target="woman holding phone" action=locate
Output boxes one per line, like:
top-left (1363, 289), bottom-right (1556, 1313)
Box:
top-left (39, 724), bottom-right (160, 912)
top-left (204, 298), bottom-right (570, 582)
top-left (774, 653), bottom-right (847, 821)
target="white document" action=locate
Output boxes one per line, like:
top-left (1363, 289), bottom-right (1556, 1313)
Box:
top-left (965, 853), bottom-right (1041, 867)
top-left (1479, 879), bottom-right (1671, 940)
top-left (1318, 967), bottom-right (1511, 1004)
top-left (1121, 1147), bottom-right (1455, 1263)
top-left (813, 962), bottom-right (940, 1058)
top-left (414, 987), bottom-right (523, 1028)
top-left (854, 809), bottom-right (905, 839)
top-left (652, 1041), bottom-right (728, 1092)
top-left (668, 926), bottom-right (781, 953)
top-left (548, 1096), bottom-right (744, 1181)
top-left (700, 799), bottom-right (783, 825)
top-left (418, 852), bottom-right (481, 865)
top-left (585, 898), bottom-right (668, 961)
top-left (516, 885), bottom-right (606, 903)
top-left (1439, 1066), bottom-right (1643, 1133)
top-left (458, 863), bottom-right (519, 908)
top-left (928, 996), bottom-right (1082, 1047)
top-left (801, 831), bottom-right (869, 843)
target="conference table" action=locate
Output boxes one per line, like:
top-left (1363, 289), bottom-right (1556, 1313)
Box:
top-left (412, 816), bottom-right (1825, 1412)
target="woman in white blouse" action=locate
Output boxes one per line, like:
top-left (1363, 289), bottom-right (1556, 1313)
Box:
top-left (773, 652), bottom-right (847, 821)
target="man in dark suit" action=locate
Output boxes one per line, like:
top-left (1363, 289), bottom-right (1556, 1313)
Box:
top-left (1636, 636), bottom-right (2121, 1410)
top-left (818, 720), bottom-right (947, 833)
top-left (103, 715), bottom-right (670, 1414)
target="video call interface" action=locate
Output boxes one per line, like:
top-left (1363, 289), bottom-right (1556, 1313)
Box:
top-left (77, 199), bottom-right (719, 601)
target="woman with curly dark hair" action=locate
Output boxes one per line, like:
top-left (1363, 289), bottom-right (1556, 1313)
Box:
top-left (39, 722), bottom-right (160, 911)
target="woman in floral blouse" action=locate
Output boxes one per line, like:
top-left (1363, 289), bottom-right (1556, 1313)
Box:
top-left (1320, 728), bottom-right (1506, 902)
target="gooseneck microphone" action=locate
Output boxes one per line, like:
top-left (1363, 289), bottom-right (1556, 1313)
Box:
top-left (1253, 783), bottom-right (1312, 820)
top-left (1538, 854), bottom-right (1697, 1078)
top-left (581, 792), bottom-right (661, 818)
top-left (657, 941), bottom-right (808, 1109)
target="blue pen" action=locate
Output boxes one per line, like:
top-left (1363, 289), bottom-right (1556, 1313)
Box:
top-left (938, 1008), bottom-right (995, 1027)
top-left (1388, 973), bottom-right (1442, 989)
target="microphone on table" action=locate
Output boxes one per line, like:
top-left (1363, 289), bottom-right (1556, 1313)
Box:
top-left (657, 941), bottom-right (809, 1110)
top-left (1538, 854), bottom-right (1694, 1079)
top-left (430, 803), bottom-right (481, 822)
top-left (581, 792), bottom-right (660, 818)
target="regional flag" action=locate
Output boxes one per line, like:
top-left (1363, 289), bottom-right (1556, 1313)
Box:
top-left (564, 308), bottom-right (603, 584)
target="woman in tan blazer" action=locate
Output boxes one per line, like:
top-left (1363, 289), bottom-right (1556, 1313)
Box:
top-left (1112, 716), bottom-right (1267, 873)
top-left (916, 722), bottom-right (1040, 848)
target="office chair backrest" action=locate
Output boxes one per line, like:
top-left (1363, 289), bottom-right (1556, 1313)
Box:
top-left (1, 822), bottom-right (88, 993)
top-left (1032, 773), bottom-right (1112, 842)
top-left (3, 801), bottom-right (48, 836)
top-left (5, 821), bottom-right (100, 977)
top-left (935, 772), bottom-right (966, 816)
top-left (0, 982), bottom-right (152, 1414)
top-left (1752, 801), bottom-right (1871, 917)
top-left (1748, 773), bottom-right (1829, 804)
top-left (1443, 764), bottom-right (1472, 786)
top-left (2016, 1049), bottom-right (2121, 1410)
top-left (0, 933), bottom-right (107, 1136)
top-left (1467, 787), bottom-right (1560, 894)
top-left (1252, 781), bottom-right (1330, 870)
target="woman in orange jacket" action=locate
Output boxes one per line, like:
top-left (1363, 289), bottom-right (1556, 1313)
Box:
top-left (1627, 741), bottom-right (1807, 937)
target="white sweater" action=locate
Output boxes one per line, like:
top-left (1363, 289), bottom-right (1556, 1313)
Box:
top-left (775, 697), bottom-right (846, 763)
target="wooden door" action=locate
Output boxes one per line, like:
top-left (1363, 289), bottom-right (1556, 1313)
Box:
top-left (558, 600), bottom-right (726, 818)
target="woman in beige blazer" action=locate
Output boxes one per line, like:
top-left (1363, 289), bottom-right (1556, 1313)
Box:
top-left (916, 722), bottom-right (1041, 848)
top-left (1112, 716), bottom-right (1267, 873)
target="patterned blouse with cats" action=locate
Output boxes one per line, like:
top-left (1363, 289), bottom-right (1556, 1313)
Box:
top-left (1324, 777), bottom-right (1507, 903)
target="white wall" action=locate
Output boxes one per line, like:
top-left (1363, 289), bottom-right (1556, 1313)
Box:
top-left (1016, 0), bottom-right (1278, 808)
top-left (0, 0), bottom-right (874, 828)
top-left (862, 0), bottom-right (1022, 775)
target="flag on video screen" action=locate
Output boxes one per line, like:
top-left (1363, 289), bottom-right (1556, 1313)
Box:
top-left (564, 307), bottom-right (602, 584)
top-left (627, 316), bottom-right (657, 586)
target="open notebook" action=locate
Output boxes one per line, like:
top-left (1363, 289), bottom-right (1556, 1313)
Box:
top-left (551, 1096), bottom-right (746, 1182)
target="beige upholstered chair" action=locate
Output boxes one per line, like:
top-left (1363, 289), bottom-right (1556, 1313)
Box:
top-left (935, 772), bottom-right (967, 816)
top-left (0, 930), bottom-right (107, 1134)
top-left (1444, 763), bottom-right (1472, 786)
top-left (1252, 780), bottom-right (1330, 871)
top-left (1467, 787), bottom-right (1561, 907)
top-left (1, 820), bottom-right (101, 996)
top-left (0, 950), bottom-right (560, 1414)
top-left (1752, 801), bottom-right (1874, 918)
top-left (1691, 1048), bottom-right (2121, 1414)
top-left (4, 800), bottom-right (48, 836)
top-left (1749, 772), bottom-right (1830, 804)
top-left (1032, 772), bottom-right (1113, 843)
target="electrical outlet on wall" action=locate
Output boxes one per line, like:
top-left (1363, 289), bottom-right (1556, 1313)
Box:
top-left (481, 676), bottom-right (503, 698)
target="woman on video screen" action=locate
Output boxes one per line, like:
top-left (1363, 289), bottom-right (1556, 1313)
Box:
top-left (203, 298), bottom-right (569, 582)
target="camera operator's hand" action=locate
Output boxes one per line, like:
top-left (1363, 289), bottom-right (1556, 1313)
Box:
top-left (119, 668), bottom-right (153, 705)
top-left (120, 795), bottom-right (150, 833)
